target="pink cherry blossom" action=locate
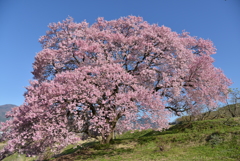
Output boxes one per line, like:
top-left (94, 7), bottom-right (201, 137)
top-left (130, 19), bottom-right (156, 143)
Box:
top-left (0, 16), bottom-right (231, 160)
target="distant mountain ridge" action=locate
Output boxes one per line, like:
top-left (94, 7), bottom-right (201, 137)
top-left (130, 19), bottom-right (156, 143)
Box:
top-left (0, 104), bottom-right (17, 122)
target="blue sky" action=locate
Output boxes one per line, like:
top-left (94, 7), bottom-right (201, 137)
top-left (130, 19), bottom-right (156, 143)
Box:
top-left (0, 0), bottom-right (239, 110)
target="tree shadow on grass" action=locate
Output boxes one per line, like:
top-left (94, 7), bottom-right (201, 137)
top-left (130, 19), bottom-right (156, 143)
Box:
top-left (53, 140), bottom-right (134, 161)
top-left (75, 147), bottom-right (133, 160)
top-left (53, 126), bottom-right (190, 160)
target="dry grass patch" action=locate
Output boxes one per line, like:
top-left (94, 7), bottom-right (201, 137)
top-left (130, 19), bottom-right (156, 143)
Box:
top-left (114, 141), bottom-right (137, 149)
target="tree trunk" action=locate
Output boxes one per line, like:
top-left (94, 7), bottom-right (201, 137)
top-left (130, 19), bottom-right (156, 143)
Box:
top-left (101, 131), bottom-right (114, 144)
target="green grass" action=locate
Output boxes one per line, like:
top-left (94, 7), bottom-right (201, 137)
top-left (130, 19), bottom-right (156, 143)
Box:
top-left (2, 153), bottom-right (36, 161)
top-left (2, 117), bottom-right (240, 160)
top-left (50, 118), bottom-right (240, 161)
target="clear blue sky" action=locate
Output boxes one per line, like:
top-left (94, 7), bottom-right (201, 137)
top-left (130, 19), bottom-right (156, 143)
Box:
top-left (0, 0), bottom-right (240, 108)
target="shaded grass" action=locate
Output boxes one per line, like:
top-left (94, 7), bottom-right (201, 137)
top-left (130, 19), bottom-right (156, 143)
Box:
top-left (51, 118), bottom-right (240, 161)
top-left (2, 117), bottom-right (240, 160)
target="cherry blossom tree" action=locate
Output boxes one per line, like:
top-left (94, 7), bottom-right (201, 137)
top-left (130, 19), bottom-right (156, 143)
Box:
top-left (0, 16), bottom-right (231, 159)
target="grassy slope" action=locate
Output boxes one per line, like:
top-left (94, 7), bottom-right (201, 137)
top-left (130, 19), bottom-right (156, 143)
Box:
top-left (2, 117), bottom-right (240, 161)
top-left (176, 104), bottom-right (240, 123)
top-left (52, 118), bottom-right (240, 161)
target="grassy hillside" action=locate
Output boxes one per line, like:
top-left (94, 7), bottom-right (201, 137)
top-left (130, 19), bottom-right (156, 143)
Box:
top-left (176, 104), bottom-right (240, 123)
top-left (53, 118), bottom-right (239, 160)
top-left (2, 117), bottom-right (240, 161)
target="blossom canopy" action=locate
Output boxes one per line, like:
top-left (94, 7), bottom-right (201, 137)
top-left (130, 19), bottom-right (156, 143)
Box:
top-left (0, 16), bottom-right (231, 159)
